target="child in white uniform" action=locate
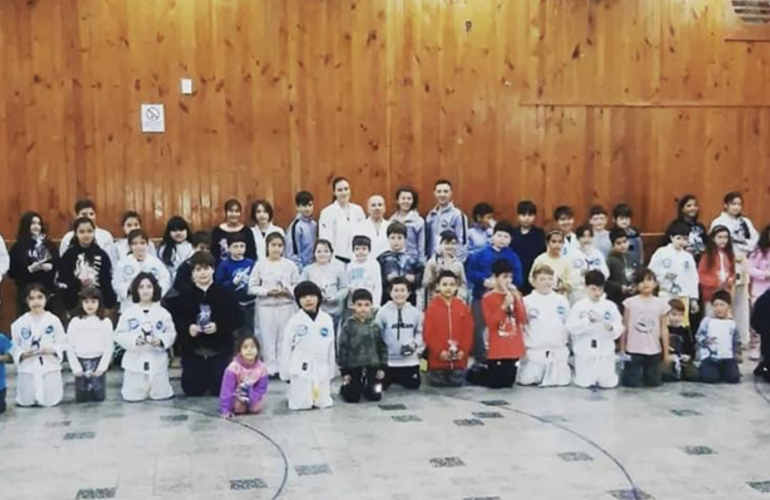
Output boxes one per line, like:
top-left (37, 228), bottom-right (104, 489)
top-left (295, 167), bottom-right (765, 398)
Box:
top-left (112, 230), bottom-right (171, 311)
top-left (518, 264), bottom-right (572, 387)
top-left (111, 211), bottom-right (156, 264)
top-left (11, 284), bottom-right (65, 407)
top-left (649, 222), bottom-right (699, 322)
top-left (115, 272), bottom-right (176, 401)
top-left (567, 224), bottom-right (609, 305)
top-left (280, 281), bottom-right (336, 410)
top-left (67, 288), bottom-right (114, 402)
top-left (249, 232), bottom-right (300, 375)
top-left (566, 271), bottom-right (624, 388)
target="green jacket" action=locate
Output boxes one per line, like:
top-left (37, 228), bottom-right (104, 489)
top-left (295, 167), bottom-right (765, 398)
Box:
top-left (337, 315), bottom-right (388, 369)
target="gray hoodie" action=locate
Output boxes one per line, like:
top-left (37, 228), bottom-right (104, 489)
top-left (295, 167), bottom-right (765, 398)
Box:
top-left (375, 301), bottom-right (424, 367)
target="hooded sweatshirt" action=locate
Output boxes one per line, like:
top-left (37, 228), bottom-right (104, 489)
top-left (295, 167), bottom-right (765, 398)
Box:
top-left (423, 296), bottom-right (473, 371)
top-left (57, 243), bottom-right (117, 310)
top-left (218, 355), bottom-right (269, 415)
top-left (425, 203), bottom-right (469, 262)
top-left (337, 315), bottom-right (388, 369)
top-left (375, 301), bottom-right (424, 367)
top-left (285, 215), bottom-right (317, 271)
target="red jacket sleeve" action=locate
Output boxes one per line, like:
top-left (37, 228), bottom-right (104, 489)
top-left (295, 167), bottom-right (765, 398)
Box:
top-left (698, 257), bottom-right (719, 291)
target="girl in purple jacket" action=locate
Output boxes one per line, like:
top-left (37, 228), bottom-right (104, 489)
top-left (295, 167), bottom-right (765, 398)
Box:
top-left (219, 336), bottom-right (269, 418)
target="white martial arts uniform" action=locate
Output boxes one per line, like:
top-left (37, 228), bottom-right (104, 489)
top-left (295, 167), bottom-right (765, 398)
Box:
top-left (112, 254), bottom-right (171, 311)
top-left (711, 212), bottom-right (759, 345)
top-left (60, 227), bottom-right (114, 259)
top-left (353, 217), bottom-right (392, 259)
top-left (111, 238), bottom-right (157, 267)
top-left (649, 244), bottom-right (699, 301)
top-left (66, 316), bottom-right (114, 375)
top-left (11, 312), bottom-right (66, 407)
top-left (566, 296), bottom-right (624, 388)
top-left (157, 241), bottom-right (194, 284)
top-left (567, 246), bottom-right (610, 305)
top-left (319, 201), bottom-right (366, 262)
top-left (345, 258), bottom-right (382, 307)
top-left (280, 309), bottom-right (336, 410)
top-left (114, 303), bottom-right (176, 401)
top-left (518, 291), bottom-right (572, 387)
top-left (251, 224), bottom-right (286, 261)
top-left (249, 257), bottom-right (300, 375)
top-left (0, 233), bottom-right (8, 308)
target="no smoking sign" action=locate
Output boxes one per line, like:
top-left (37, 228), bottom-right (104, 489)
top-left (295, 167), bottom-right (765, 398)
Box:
top-left (141, 103), bottom-right (166, 133)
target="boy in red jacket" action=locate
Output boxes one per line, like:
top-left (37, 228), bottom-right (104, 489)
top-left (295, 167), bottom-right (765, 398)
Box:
top-left (424, 270), bottom-right (474, 387)
top-left (467, 259), bottom-right (527, 388)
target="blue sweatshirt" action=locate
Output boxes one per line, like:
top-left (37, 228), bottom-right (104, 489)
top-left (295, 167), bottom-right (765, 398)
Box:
top-left (215, 257), bottom-right (256, 304)
top-left (0, 333), bottom-right (11, 392)
top-left (285, 215), bottom-right (317, 271)
top-left (466, 245), bottom-right (523, 300)
top-left (425, 203), bottom-right (469, 262)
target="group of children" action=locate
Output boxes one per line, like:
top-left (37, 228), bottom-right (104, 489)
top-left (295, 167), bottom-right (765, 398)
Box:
top-left (0, 180), bottom-right (768, 417)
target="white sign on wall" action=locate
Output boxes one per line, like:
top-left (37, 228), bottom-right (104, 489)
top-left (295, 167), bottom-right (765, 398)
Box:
top-left (141, 104), bottom-right (165, 133)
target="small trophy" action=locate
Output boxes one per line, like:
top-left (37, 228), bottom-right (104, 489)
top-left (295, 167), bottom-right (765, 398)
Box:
top-left (33, 237), bottom-right (49, 263)
top-left (447, 340), bottom-right (459, 361)
top-left (197, 304), bottom-right (212, 330)
top-left (141, 321), bottom-right (154, 342)
top-left (400, 343), bottom-right (415, 356)
top-left (237, 382), bottom-right (251, 403)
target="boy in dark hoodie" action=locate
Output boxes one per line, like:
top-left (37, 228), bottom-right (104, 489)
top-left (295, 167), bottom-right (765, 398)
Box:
top-left (166, 252), bottom-right (242, 397)
top-left (663, 299), bottom-right (698, 382)
top-left (337, 289), bottom-right (388, 403)
top-left (612, 203), bottom-right (644, 272)
top-left (378, 222), bottom-right (424, 306)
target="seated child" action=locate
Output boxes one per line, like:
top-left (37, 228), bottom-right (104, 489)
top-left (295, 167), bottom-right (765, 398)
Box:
top-left (337, 289), bottom-right (388, 403)
top-left (519, 265), bottom-right (572, 387)
top-left (166, 252), bottom-right (241, 397)
top-left (219, 336), bottom-right (269, 418)
top-left (66, 288), bottom-right (114, 403)
top-left (280, 281), bottom-right (337, 410)
top-left (620, 269), bottom-right (671, 388)
top-left (11, 284), bottom-right (65, 407)
top-left (422, 230), bottom-right (469, 302)
top-left (0, 331), bottom-right (12, 414)
top-left (115, 273), bottom-right (177, 401)
top-left (467, 259), bottom-right (527, 389)
top-left (566, 271), bottom-right (624, 389)
top-left (696, 290), bottom-right (741, 384)
top-left (663, 299), bottom-right (698, 382)
top-left (375, 277), bottom-right (424, 390)
top-left (423, 271), bottom-right (474, 387)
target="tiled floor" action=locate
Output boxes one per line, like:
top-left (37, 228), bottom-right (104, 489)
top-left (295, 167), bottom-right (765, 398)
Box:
top-left (2, 364), bottom-right (770, 500)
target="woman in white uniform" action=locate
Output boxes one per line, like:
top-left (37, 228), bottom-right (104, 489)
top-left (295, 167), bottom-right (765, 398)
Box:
top-left (319, 177), bottom-right (366, 264)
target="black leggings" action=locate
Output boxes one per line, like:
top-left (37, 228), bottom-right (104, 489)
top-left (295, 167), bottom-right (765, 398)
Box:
top-left (383, 366), bottom-right (421, 390)
top-left (466, 359), bottom-right (518, 389)
top-left (181, 352), bottom-right (230, 397)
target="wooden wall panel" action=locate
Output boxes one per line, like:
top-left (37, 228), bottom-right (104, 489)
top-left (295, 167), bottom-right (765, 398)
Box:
top-left (0, 0), bottom-right (769, 241)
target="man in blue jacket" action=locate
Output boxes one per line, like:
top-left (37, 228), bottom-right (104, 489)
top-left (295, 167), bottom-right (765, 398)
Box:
top-left (466, 221), bottom-right (523, 366)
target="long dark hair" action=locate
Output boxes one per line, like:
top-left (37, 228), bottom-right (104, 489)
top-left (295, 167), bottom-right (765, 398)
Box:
top-left (703, 225), bottom-right (735, 271)
top-left (71, 217), bottom-right (97, 249)
top-left (16, 211), bottom-right (48, 247)
top-left (73, 287), bottom-right (107, 320)
top-left (160, 216), bottom-right (192, 266)
top-left (675, 194), bottom-right (699, 223)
